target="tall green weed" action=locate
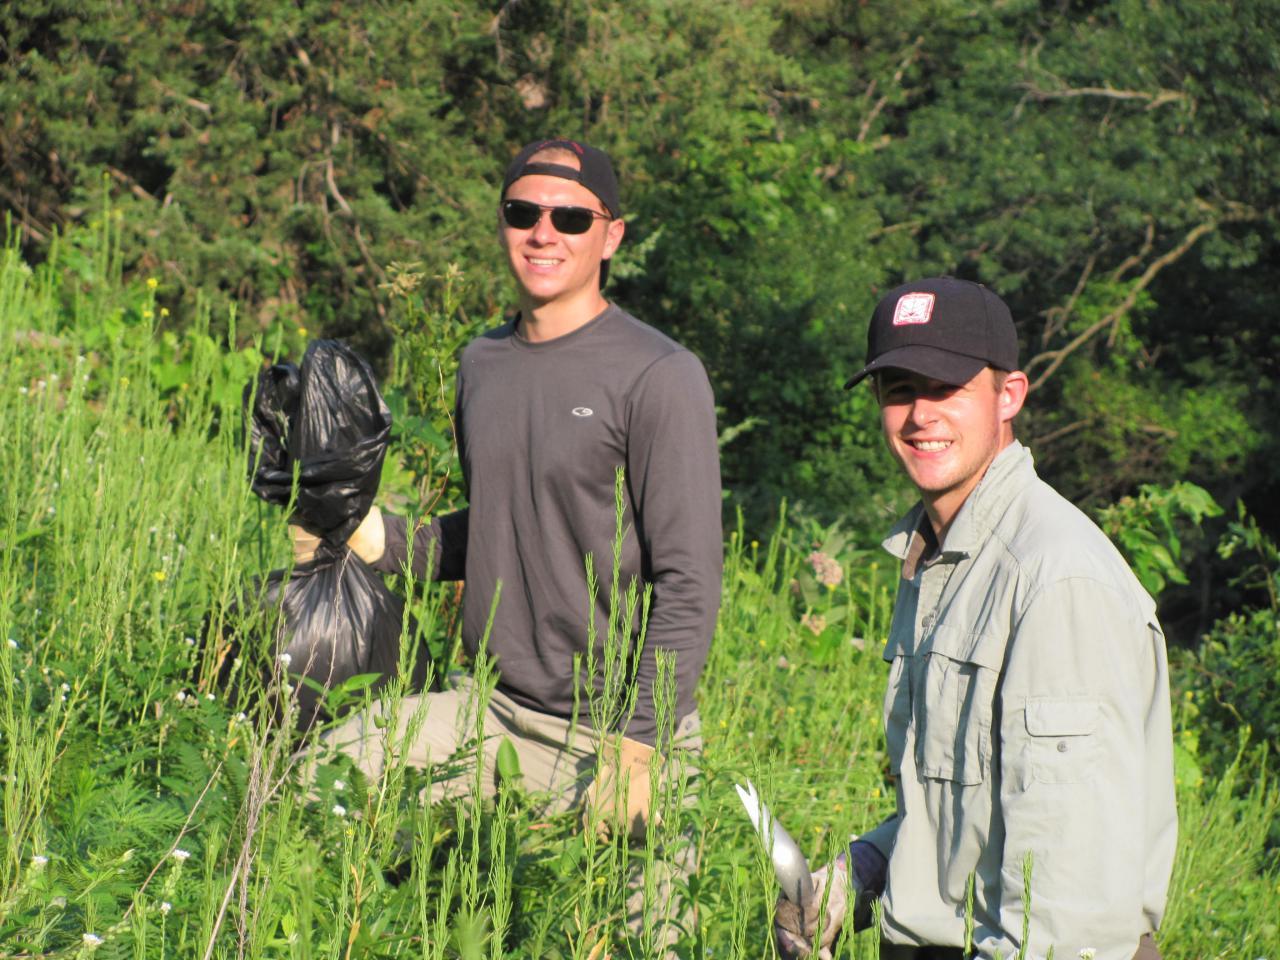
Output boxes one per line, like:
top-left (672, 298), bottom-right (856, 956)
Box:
top-left (0, 235), bottom-right (1276, 959)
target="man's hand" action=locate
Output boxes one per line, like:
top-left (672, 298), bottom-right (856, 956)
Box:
top-left (289, 524), bottom-right (323, 565)
top-left (581, 736), bottom-right (658, 842)
top-left (346, 505), bottom-right (385, 564)
top-left (288, 506), bottom-right (384, 565)
top-left (774, 854), bottom-right (850, 960)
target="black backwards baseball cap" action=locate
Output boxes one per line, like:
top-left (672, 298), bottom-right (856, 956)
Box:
top-left (501, 138), bottom-right (622, 218)
top-left (844, 277), bottom-right (1019, 389)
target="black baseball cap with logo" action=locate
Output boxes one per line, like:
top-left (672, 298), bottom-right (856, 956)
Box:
top-left (844, 277), bottom-right (1019, 389)
top-left (501, 138), bottom-right (622, 218)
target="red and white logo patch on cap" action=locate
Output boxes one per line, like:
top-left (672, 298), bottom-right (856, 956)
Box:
top-left (893, 292), bottom-right (936, 325)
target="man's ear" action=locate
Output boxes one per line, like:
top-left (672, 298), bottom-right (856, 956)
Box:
top-left (602, 217), bottom-right (625, 260)
top-left (998, 370), bottom-right (1029, 424)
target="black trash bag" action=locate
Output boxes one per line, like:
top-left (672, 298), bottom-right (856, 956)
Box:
top-left (247, 338), bottom-right (390, 545)
top-left (221, 339), bottom-right (428, 731)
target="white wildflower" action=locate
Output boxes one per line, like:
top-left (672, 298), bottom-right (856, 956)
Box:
top-left (277, 652), bottom-right (292, 668)
top-left (332, 804), bottom-right (347, 817)
top-left (1078, 950), bottom-right (1097, 960)
top-left (174, 690), bottom-right (187, 702)
top-left (30, 855), bottom-right (48, 868)
top-left (184, 636), bottom-right (196, 646)
top-left (172, 848), bottom-right (191, 862)
top-left (7, 639), bottom-right (16, 650)
top-left (82, 933), bottom-right (104, 947)
top-left (333, 779), bottom-right (346, 791)
top-left (159, 901), bottom-right (172, 915)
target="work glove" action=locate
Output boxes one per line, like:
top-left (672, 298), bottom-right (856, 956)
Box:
top-left (774, 854), bottom-right (850, 960)
top-left (289, 505), bottom-right (385, 565)
top-left (581, 735), bottom-right (658, 842)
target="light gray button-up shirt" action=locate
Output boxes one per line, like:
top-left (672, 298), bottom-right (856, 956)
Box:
top-left (860, 442), bottom-right (1177, 960)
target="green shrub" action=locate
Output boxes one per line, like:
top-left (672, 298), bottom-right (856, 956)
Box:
top-left (1172, 508), bottom-right (1280, 783)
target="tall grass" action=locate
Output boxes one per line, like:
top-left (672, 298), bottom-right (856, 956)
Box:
top-left (0, 234), bottom-right (1276, 959)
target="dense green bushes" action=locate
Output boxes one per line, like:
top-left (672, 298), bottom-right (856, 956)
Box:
top-left (5, 0), bottom-right (1280, 566)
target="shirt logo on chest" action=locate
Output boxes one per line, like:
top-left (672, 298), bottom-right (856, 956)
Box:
top-left (571, 407), bottom-right (594, 417)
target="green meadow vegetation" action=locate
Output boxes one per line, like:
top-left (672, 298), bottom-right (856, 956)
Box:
top-left (1, 232), bottom-right (1277, 958)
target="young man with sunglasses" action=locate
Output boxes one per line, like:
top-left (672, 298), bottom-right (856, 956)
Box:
top-left (774, 278), bottom-right (1176, 960)
top-left (313, 140), bottom-right (722, 860)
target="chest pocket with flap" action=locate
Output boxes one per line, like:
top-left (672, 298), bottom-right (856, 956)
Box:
top-left (913, 622), bottom-right (1006, 785)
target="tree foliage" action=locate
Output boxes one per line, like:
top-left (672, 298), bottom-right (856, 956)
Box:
top-left (3, 0), bottom-right (1279, 600)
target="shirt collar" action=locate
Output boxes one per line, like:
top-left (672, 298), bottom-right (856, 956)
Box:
top-left (881, 441), bottom-right (1036, 575)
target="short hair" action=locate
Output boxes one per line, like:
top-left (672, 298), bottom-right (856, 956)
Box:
top-left (526, 145), bottom-right (582, 167)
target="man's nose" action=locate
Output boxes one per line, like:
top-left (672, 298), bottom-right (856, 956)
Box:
top-left (530, 211), bottom-right (559, 243)
top-left (907, 397), bottom-right (939, 427)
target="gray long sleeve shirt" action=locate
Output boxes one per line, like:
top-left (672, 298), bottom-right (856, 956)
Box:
top-left (860, 442), bottom-right (1177, 960)
top-left (374, 304), bottom-right (723, 746)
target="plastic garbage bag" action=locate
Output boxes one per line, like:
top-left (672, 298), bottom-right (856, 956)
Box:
top-left (224, 339), bottom-right (427, 730)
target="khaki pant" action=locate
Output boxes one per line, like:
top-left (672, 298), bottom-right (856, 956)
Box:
top-left (322, 676), bottom-right (701, 807)
top-left (321, 677), bottom-right (702, 955)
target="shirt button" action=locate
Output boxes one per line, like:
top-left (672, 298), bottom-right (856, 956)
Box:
top-left (1057, 741), bottom-right (1068, 753)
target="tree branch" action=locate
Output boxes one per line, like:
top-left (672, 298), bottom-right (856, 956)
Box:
top-left (1108, 218), bottom-right (1155, 284)
top-left (1039, 252), bottom-right (1096, 347)
top-left (858, 37), bottom-right (924, 142)
top-left (1020, 82), bottom-right (1188, 110)
top-left (150, 78), bottom-right (212, 116)
top-left (1026, 220), bottom-right (1218, 391)
top-left (106, 165), bottom-right (157, 203)
top-left (1033, 417), bottom-right (1093, 447)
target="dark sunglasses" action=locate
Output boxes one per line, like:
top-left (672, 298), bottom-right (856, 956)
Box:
top-left (501, 199), bottom-right (610, 235)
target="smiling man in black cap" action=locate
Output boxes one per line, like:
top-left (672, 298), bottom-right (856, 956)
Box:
top-left (309, 139), bottom-right (723, 861)
top-left (775, 278), bottom-right (1177, 960)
